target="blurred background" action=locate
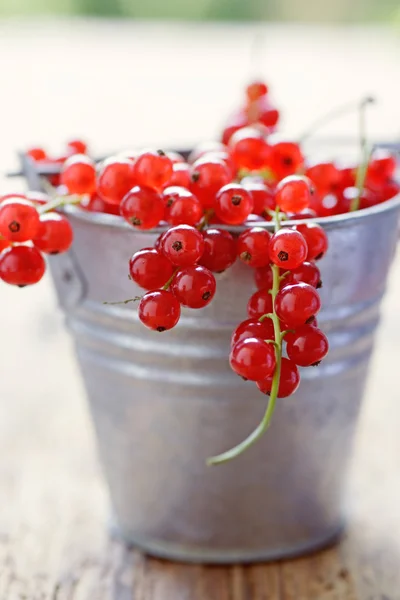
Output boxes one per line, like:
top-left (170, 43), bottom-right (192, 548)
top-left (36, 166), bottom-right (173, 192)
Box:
top-left (0, 1), bottom-right (399, 593)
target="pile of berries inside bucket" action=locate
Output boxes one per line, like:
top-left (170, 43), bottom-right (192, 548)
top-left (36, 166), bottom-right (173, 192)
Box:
top-left (1, 81), bottom-right (399, 463)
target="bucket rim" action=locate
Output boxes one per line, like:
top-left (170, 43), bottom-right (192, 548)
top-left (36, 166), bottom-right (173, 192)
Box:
top-left (62, 192), bottom-right (400, 233)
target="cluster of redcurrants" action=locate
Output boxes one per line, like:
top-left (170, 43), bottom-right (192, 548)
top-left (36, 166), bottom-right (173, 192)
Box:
top-left (0, 192), bottom-right (73, 286)
top-left (26, 138), bottom-right (88, 187)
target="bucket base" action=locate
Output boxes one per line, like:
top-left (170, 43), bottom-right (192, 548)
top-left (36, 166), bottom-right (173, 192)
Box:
top-left (110, 520), bottom-right (344, 565)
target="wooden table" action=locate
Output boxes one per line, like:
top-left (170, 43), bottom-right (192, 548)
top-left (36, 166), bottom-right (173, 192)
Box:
top-left (0, 20), bottom-right (399, 599)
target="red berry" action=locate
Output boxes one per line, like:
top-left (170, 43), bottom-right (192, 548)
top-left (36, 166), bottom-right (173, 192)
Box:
top-left (268, 138), bottom-right (304, 181)
top-left (33, 213), bottom-right (73, 254)
top-left (221, 111), bottom-right (248, 146)
top-left (132, 150), bottom-right (173, 191)
top-left (237, 227), bottom-right (271, 267)
top-left (286, 261), bottom-right (321, 288)
top-left (199, 228), bottom-right (236, 272)
top-left (61, 154), bottom-right (96, 195)
top-left (286, 325), bottom-right (329, 367)
top-left (287, 208), bottom-right (317, 220)
top-left (97, 158), bottom-right (136, 205)
top-left (275, 175), bottom-right (313, 213)
top-left (190, 157), bottom-right (231, 209)
top-left (275, 283), bottom-right (321, 328)
top-left (120, 186), bottom-right (164, 230)
top-left (27, 147), bottom-right (47, 161)
top-left (168, 162), bottom-right (191, 188)
top-left (257, 357), bottom-right (300, 397)
top-left (200, 150), bottom-right (236, 179)
top-left (246, 81), bottom-right (268, 102)
top-left (162, 186), bottom-right (203, 226)
top-left (257, 98), bottom-right (280, 129)
top-left (254, 264), bottom-right (274, 290)
top-left (0, 198), bottom-right (40, 242)
top-left (129, 248), bottom-right (174, 290)
top-left (0, 246), bottom-right (46, 286)
top-left (171, 265), bottom-right (216, 308)
top-left (138, 290), bottom-right (180, 332)
top-left (80, 193), bottom-right (120, 215)
top-left (214, 184), bottom-right (253, 225)
top-left (269, 228), bottom-right (308, 270)
top-left (366, 150), bottom-right (396, 187)
top-left (295, 223), bottom-right (328, 261)
top-left (242, 181), bottom-right (275, 217)
top-left (231, 318), bottom-right (275, 347)
top-left (229, 127), bottom-right (271, 171)
top-left (67, 139), bottom-right (87, 155)
top-left (310, 191), bottom-right (347, 217)
top-left (247, 288), bottom-right (273, 319)
top-left (230, 337), bottom-right (276, 381)
top-left (160, 224), bottom-right (205, 267)
top-left (306, 162), bottom-right (341, 195)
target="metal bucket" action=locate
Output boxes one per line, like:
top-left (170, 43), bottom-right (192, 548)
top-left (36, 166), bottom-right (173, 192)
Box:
top-left (22, 157), bottom-right (400, 563)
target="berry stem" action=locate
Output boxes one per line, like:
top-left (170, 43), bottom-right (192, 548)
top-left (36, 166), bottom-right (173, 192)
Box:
top-left (207, 208), bottom-right (283, 466)
top-left (162, 267), bottom-right (179, 291)
top-left (196, 209), bottom-right (214, 232)
top-left (103, 296), bottom-right (142, 306)
top-left (350, 98), bottom-right (374, 212)
top-left (38, 193), bottom-right (84, 215)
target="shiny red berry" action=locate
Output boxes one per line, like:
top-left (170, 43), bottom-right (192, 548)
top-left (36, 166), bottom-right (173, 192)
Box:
top-left (230, 337), bottom-right (276, 381)
top-left (27, 147), bottom-right (47, 161)
top-left (190, 157), bottom-right (231, 209)
top-left (171, 265), bottom-right (216, 308)
top-left (286, 261), bottom-right (321, 288)
top-left (221, 111), bottom-right (248, 145)
top-left (257, 357), bottom-right (300, 397)
top-left (286, 325), bottom-right (329, 367)
top-left (214, 184), bottom-right (253, 225)
top-left (97, 158), bottom-right (136, 205)
top-left (247, 288), bottom-right (273, 319)
top-left (160, 224), bottom-right (205, 267)
top-left (168, 162), bottom-right (191, 188)
top-left (138, 290), bottom-right (181, 332)
top-left (229, 127), bottom-right (271, 171)
top-left (246, 81), bottom-right (268, 102)
top-left (67, 139), bottom-right (87, 155)
top-left (33, 213), bottom-right (73, 254)
top-left (162, 186), bottom-right (203, 226)
top-left (306, 162), bottom-right (341, 195)
top-left (275, 175), bottom-right (313, 213)
top-left (269, 228), bottom-right (308, 270)
top-left (366, 150), bottom-right (396, 187)
top-left (129, 248), bottom-right (175, 290)
top-left (0, 246), bottom-right (46, 286)
top-left (254, 264), bottom-right (274, 290)
top-left (0, 198), bottom-right (40, 242)
top-left (268, 138), bottom-right (304, 181)
top-left (231, 318), bottom-right (275, 347)
top-left (132, 150), bottom-right (173, 191)
top-left (295, 223), bottom-right (328, 261)
top-left (275, 282), bottom-right (321, 328)
top-left (199, 228), bottom-right (236, 272)
top-left (242, 181), bottom-right (275, 217)
top-left (61, 154), bottom-right (96, 195)
top-left (120, 186), bottom-right (164, 230)
top-left (80, 193), bottom-right (120, 215)
top-left (237, 227), bottom-right (271, 267)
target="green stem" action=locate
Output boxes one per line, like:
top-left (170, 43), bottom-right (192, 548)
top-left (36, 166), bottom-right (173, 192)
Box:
top-left (162, 268), bottom-right (179, 291)
top-left (206, 209), bottom-right (283, 466)
top-left (103, 296), bottom-right (142, 306)
top-left (350, 98), bottom-right (374, 212)
top-left (38, 193), bottom-right (84, 215)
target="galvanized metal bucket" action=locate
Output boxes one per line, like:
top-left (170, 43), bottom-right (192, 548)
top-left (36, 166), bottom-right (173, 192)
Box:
top-left (22, 156), bottom-right (400, 564)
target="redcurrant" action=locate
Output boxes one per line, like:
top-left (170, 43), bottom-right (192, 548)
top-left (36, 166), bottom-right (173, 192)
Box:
top-left (160, 224), bottom-right (205, 267)
top-left (269, 228), bottom-right (308, 269)
top-left (286, 261), bottom-right (321, 288)
top-left (257, 357), bottom-right (300, 397)
top-left (275, 175), bottom-right (314, 213)
top-left (67, 139), bottom-right (88, 155)
top-left (268, 138), bottom-right (304, 180)
top-left (306, 162), bottom-right (341, 195)
top-left (190, 157), bottom-right (231, 209)
top-left (254, 264), bottom-right (274, 290)
top-left (97, 158), bottom-right (136, 206)
top-left (237, 227), bottom-right (271, 267)
top-left (132, 150), bottom-right (173, 191)
top-left (129, 248), bottom-right (175, 290)
top-left (229, 127), bottom-right (271, 171)
top-left (27, 147), bottom-right (47, 161)
top-left (242, 181), bottom-right (275, 217)
top-left (214, 184), bottom-right (253, 225)
top-left (286, 325), bottom-right (329, 367)
top-left (120, 186), bottom-right (164, 230)
top-left (168, 162), bottom-right (191, 188)
top-left (294, 223), bottom-right (328, 261)
top-left (138, 290), bottom-right (180, 332)
top-left (162, 186), bottom-right (203, 226)
top-left (231, 318), bottom-right (275, 347)
top-left (230, 337), bottom-right (276, 381)
top-left (0, 198), bottom-right (40, 242)
top-left (275, 282), bottom-right (321, 328)
top-left (61, 154), bottom-right (96, 195)
top-left (246, 81), bottom-right (268, 102)
top-left (198, 228), bottom-right (236, 272)
top-left (171, 265), bottom-right (216, 308)
top-left (247, 288), bottom-right (273, 319)
top-left (0, 246), bottom-right (46, 286)
top-left (33, 213), bottom-right (73, 254)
